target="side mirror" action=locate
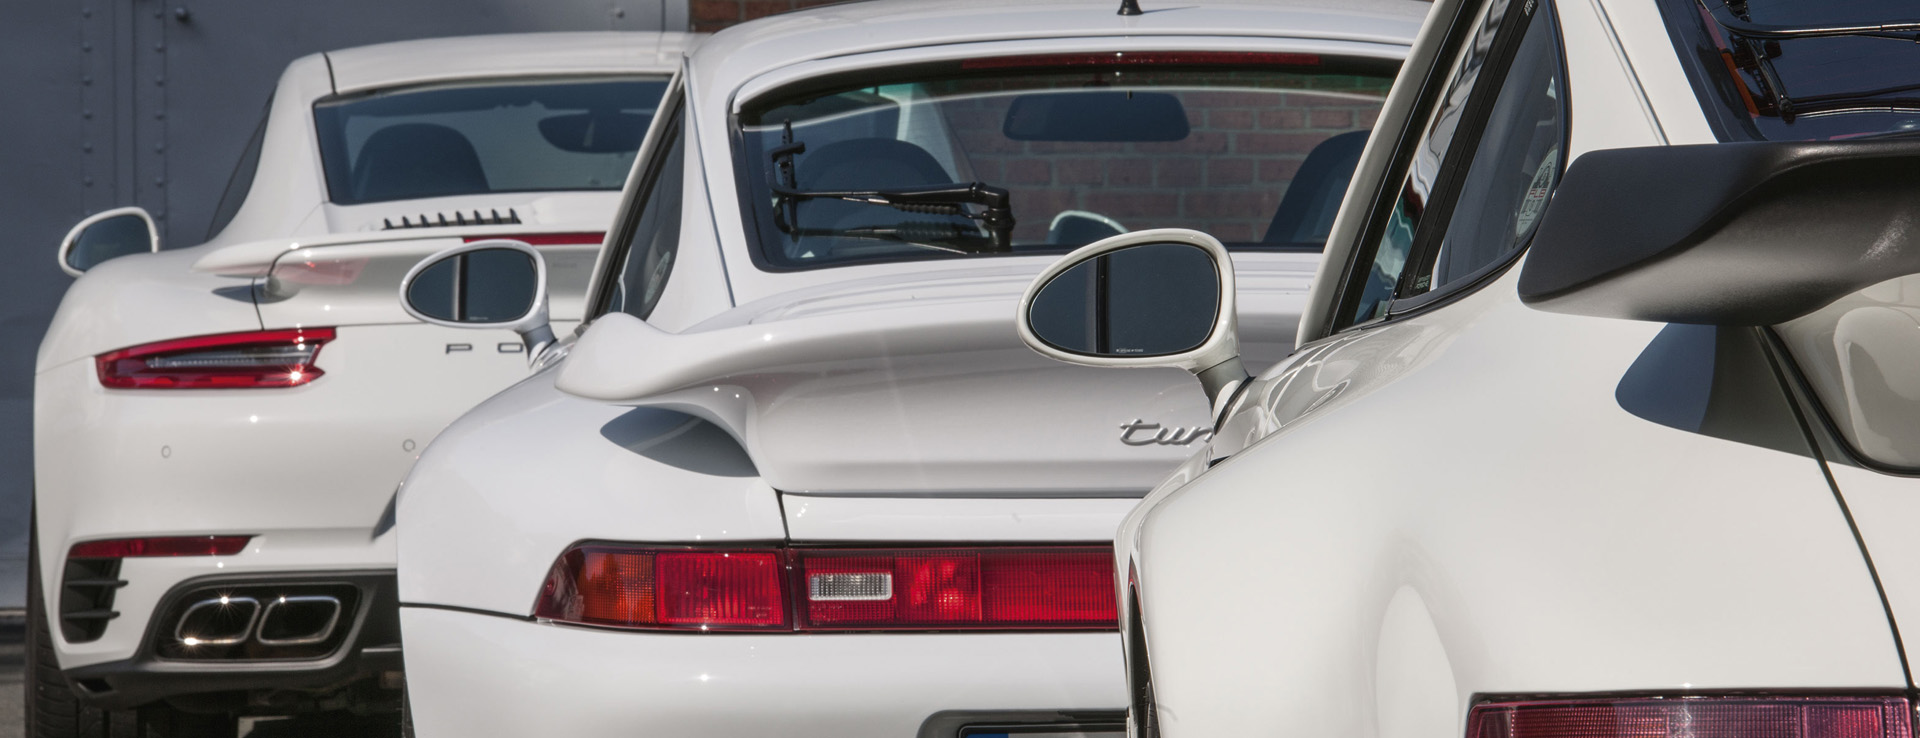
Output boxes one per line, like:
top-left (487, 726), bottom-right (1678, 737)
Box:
top-left (1017, 228), bottom-right (1248, 409)
top-left (400, 239), bottom-right (555, 359)
top-left (1520, 139), bottom-right (1920, 326)
top-left (60, 206), bottom-right (160, 277)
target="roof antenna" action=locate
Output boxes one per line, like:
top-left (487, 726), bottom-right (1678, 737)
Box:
top-left (1118, 0), bottom-right (1143, 15)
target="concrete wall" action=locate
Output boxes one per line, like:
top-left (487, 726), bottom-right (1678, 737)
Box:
top-left (0, 0), bottom-right (687, 610)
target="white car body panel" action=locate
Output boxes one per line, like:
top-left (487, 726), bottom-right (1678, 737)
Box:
top-left (1080, 0), bottom-right (1920, 735)
top-left (402, 608), bottom-right (1125, 738)
top-left (33, 33), bottom-right (691, 688)
top-left (396, 1), bottom-right (1425, 734)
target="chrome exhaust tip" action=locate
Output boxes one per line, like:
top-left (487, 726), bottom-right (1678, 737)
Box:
top-left (256, 595), bottom-right (342, 646)
top-left (174, 596), bottom-right (260, 646)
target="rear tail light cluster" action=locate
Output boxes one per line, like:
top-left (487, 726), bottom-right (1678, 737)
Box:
top-left (1469, 697), bottom-right (1912, 738)
top-left (96, 328), bottom-right (334, 389)
top-left (69, 535), bottom-right (252, 559)
top-left (535, 544), bottom-right (1117, 632)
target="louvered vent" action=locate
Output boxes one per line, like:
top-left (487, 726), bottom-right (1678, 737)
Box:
top-left (382, 208), bottom-right (521, 230)
top-left (60, 557), bottom-right (125, 643)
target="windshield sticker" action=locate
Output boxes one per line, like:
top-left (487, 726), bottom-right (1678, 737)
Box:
top-left (1515, 146), bottom-right (1559, 237)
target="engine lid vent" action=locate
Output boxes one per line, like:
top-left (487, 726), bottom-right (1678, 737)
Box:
top-left (383, 208), bottom-right (520, 230)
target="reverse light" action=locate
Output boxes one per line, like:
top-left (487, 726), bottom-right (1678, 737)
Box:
top-left (1469, 697), bottom-right (1912, 738)
top-left (961, 51), bottom-right (1320, 70)
top-left (534, 544), bottom-right (1118, 632)
top-left (69, 535), bottom-right (252, 559)
top-left (96, 328), bottom-right (334, 389)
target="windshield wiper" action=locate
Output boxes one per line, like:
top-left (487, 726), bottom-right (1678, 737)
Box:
top-left (785, 222), bottom-right (1006, 256)
top-left (767, 121), bottom-right (1015, 253)
top-left (1702, 0), bottom-right (1920, 121)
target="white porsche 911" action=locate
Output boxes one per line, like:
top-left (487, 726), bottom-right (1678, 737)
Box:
top-left (31, 32), bottom-right (692, 735)
top-left (1014, 0), bottom-right (1920, 736)
top-left (388, 0), bottom-right (1423, 735)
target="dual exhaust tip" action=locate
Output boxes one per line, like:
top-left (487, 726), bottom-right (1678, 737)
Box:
top-left (175, 594), bottom-right (341, 647)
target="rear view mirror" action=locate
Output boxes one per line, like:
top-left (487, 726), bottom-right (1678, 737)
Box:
top-left (1018, 229), bottom-right (1248, 407)
top-left (1520, 139), bottom-right (1920, 326)
top-left (400, 239), bottom-right (554, 358)
top-left (1003, 91), bottom-right (1190, 142)
top-left (60, 207), bottom-right (160, 277)
top-left (539, 111), bottom-right (651, 154)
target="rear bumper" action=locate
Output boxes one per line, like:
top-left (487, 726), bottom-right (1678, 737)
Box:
top-left (401, 605), bottom-right (1126, 737)
top-left (64, 571), bottom-right (400, 711)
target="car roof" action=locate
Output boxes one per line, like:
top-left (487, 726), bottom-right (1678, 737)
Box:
top-left (323, 31), bottom-right (700, 95)
top-left (689, 0), bottom-right (1427, 103)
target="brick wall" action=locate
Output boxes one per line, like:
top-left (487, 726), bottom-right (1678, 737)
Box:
top-left (945, 86), bottom-right (1384, 243)
top-left (692, 0), bottom-right (848, 32)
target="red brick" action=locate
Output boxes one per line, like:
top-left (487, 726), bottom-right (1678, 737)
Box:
top-left (1011, 188), bottom-right (1078, 221)
top-left (1137, 131), bottom-right (1227, 154)
top-left (1208, 159), bottom-right (1255, 187)
top-left (1310, 109), bottom-right (1354, 129)
top-left (742, 1), bottom-right (789, 20)
top-left (1358, 108), bottom-right (1380, 128)
top-left (1156, 159), bottom-right (1202, 188)
top-left (1285, 93), bottom-right (1358, 108)
top-left (1235, 132), bottom-right (1325, 156)
top-left (1107, 158), bottom-right (1153, 187)
top-left (1006, 159), bottom-right (1051, 185)
top-left (1184, 191), bottom-right (1271, 218)
top-left (1259, 109), bottom-right (1307, 129)
top-left (1056, 159), bottom-right (1104, 185)
top-left (691, 0), bottom-right (739, 22)
top-left (1260, 158), bottom-right (1303, 183)
top-left (1085, 192), bottom-right (1180, 219)
top-left (1027, 141), bottom-right (1104, 154)
top-left (1209, 110), bottom-right (1255, 130)
top-left (971, 158), bottom-right (1005, 183)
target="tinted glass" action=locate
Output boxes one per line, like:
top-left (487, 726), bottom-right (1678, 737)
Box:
top-left (605, 108), bottom-right (686, 321)
top-left (1029, 242), bottom-right (1219, 357)
top-left (737, 59), bottom-right (1395, 270)
top-left (314, 78), bottom-right (669, 205)
top-left (463, 249), bottom-right (538, 322)
top-left (405, 248), bottom-right (537, 323)
top-left (69, 215), bottom-right (153, 272)
top-left (1339, 0), bottom-right (1563, 328)
top-left (209, 103), bottom-right (269, 240)
top-left (1656, 0), bottom-right (1920, 142)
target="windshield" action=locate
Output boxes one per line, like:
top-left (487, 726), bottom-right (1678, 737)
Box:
top-left (314, 77), bottom-right (670, 205)
top-left (736, 55), bottom-right (1396, 270)
top-left (1656, 0), bottom-right (1920, 141)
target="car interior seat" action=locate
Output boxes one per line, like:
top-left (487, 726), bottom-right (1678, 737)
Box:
top-left (1263, 129), bottom-right (1371, 248)
top-left (351, 123), bottom-right (490, 202)
top-left (789, 137), bottom-right (960, 257)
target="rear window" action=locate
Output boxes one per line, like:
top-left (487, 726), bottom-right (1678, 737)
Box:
top-left (314, 77), bottom-right (670, 205)
top-left (1656, 0), bottom-right (1920, 141)
top-left (735, 54), bottom-right (1397, 270)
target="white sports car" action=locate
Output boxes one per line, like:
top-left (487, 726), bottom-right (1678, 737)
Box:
top-left (31, 32), bottom-right (692, 735)
top-left (1014, 0), bottom-right (1920, 736)
top-left (389, 0), bottom-right (1423, 735)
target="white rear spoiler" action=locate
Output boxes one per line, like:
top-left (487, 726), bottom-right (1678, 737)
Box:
top-left (190, 224), bottom-right (610, 277)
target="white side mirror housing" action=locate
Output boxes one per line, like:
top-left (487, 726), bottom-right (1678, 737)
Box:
top-left (60, 206), bottom-right (161, 277)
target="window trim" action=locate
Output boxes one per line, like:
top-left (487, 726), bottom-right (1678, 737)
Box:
top-left (584, 80), bottom-right (688, 324)
top-left (1328, 0), bottom-right (1570, 333)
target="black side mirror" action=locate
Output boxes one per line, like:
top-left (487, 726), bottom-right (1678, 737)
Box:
top-left (400, 240), bottom-right (555, 358)
top-left (1519, 139), bottom-right (1920, 326)
top-left (61, 207), bottom-right (160, 276)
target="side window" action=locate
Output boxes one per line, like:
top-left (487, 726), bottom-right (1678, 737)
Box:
top-left (208, 102), bottom-right (271, 241)
top-left (601, 104), bottom-right (687, 321)
top-left (1336, 0), bottom-right (1566, 330)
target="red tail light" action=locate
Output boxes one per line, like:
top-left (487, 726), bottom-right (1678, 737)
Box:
top-left (534, 544), bottom-right (1117, 632)
top-left (1469, 697), bottom-right (1912, 738)
top-left (463, 232), bottom-right (604, 246)
top-left (96, 328), bottom-right (334, 389)
top-left (69, 536), bottom-right (252, 559)
top-left (536, 547), bottom-right (788, 631)
top-left (961, 51), bottom-right (1320, 70)
top-left (799, 548), bottom-right (1116, 630)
